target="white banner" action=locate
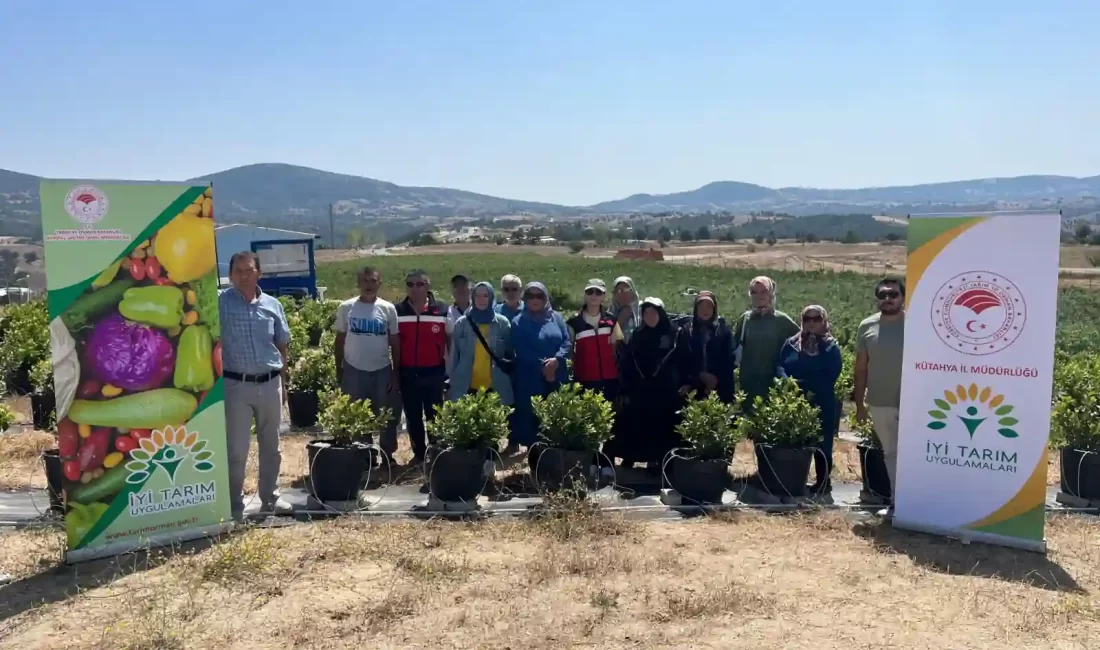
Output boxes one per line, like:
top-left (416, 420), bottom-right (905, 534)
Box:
top-left (895, 211), bottom-right (1061, 552)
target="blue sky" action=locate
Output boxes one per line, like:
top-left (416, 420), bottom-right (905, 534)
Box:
top-left (2, 1), bottom-right (1098, 205)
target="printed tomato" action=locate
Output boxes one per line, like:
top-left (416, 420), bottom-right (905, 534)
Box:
top-left (130, 428), bottom-right (152, 441)
top-left (115, 435), bottom-right (138, 454)
top-left (128, 257), bottom-right (146, 281)
top-left (145, 256), bottom-right (162, 280)
top-left (63, 459), bottom-right (82, 482)
top-left (77, 379), bottom-right (102, 399)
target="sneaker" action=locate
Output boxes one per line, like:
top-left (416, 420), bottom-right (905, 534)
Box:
top-left (263, 498), bottom-right (294, 516)
top-left (876, 506), bottom-right (895, 520)
top-left (503, 443), bottom-right (521, 456)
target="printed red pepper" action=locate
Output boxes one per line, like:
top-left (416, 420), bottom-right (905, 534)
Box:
top-left (57, 419), bottom-right (80, 458)
top-left (77, 428), bottom-right (112, 471)
top-left (153, 276), bottom-right (174, 286)
top-left (213, 341), bottom-right (223, 377)
top-left (130, 428), bottom-right (152, 441)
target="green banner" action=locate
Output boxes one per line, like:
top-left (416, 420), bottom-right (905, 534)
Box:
top-left (39, 180), bottom-right (231, 561)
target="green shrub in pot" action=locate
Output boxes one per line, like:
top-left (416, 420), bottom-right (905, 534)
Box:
top-left (676, 392), bottom-right (743, 460)
top-left (531, 383), bottom-right (614, 452)
top-left (316, 390), bottom-right (390, 446)
top-left (291, 348), bottom-right (336, 395)
top-left (430, 388), bottom-right (512, 451)
top-left (740, 377), bottom-right (822, 448)
top-left (30, 357), bottom-right (54, 395)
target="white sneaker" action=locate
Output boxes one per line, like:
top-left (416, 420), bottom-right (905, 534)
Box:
top-left (263, 498), bottom-right (294, 516)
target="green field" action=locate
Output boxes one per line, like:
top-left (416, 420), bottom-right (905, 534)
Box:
top-left (317, 253), bottom-right (1100, 354)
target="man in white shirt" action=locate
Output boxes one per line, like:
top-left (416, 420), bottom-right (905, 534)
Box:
top-left (445, 273), bottom-right (471, 376)
top-left (334, 266), bottom-right (401, 460)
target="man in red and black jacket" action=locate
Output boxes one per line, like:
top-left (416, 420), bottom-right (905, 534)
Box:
top-left (395, 269), bottom-right (449, 463)
top-left (566, 278), bottom-right (622, 403)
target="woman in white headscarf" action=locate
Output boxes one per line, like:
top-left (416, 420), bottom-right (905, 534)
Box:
top-left (732, 276), bottom-right (799, 408)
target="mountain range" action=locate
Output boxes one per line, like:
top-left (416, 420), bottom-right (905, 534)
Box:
top-left (2, 163), bottom-right (1097, 241)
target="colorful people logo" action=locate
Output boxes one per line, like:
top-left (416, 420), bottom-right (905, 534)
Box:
top-left (926, 383), bottom-right (1019, 439)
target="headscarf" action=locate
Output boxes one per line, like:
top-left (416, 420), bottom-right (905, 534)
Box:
top-left (521, 281), bottom-right (552, 323)
top-left (788, 304), bottom-right (835, 356)
top-left (467, 281), bottom-right (496, 325)
top-left (635, 297), bottom-right (674, 349)
top-left (610, 276), bottom-right (641, 341)
top-left (692, 290), bottom-right (718, 342)
top-left (748, 276), bottom-right (777, 316)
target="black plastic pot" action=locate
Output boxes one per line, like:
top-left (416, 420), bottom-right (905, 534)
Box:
top-left (42, 449), bottom-right (64, 513)
top-left (754, 443), bottom-right (813, 498)
top-left (308, 328), bottom-right (323, 347)
top-left (1061, 447), bottom-right (1100, 501)
top-left (30, 392), bottom-right (55, 430)
top-left (306, 438), bottom-right (370, 501)
top-left (858, 444), bottom-right (893, 501)
top-left (429, 447), bottom-right (487, 502)
top-left (530, 446), bottom-right (594, 492)
top-left (287, 390), bottom-right (320, 428)
top-left (668, 452), bottom-right (729, 504)
top-left (4, 364), bottom-right (32, 396)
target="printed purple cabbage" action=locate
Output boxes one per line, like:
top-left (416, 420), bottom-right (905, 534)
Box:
top-left (84, 312), bottom-right (176, 391)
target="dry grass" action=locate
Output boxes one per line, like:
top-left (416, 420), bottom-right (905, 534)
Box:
top-left (2, 508), bottom-right (1097, 649)
top-left (0, 429), bottom-right (55, 489)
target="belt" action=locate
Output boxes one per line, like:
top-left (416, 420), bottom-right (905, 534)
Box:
top-left (224, 369), bottom-right (281, 384)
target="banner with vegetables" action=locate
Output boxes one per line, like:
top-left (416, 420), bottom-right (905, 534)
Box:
top-left (39, 180), bottom-right (230, 561)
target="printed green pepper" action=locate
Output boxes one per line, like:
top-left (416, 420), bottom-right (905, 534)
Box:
top-left (66, 501), bottom-right (110, 547)
top-left (174, 325), bottom-right (215, 392)
top-left (118, 285), bottom-right (184, 329)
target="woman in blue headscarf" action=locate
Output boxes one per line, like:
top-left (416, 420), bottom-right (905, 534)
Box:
top-left (448, 281), bottom-right (514, 404)
top-left (509, 282), bottom-right (571, 450)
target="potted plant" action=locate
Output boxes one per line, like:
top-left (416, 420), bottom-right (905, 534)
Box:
top-left (741, 377), bottom-right (822, 498)
top-left (1050, 366), bottom-right (1100, 501)
top-left (287, 348), bottom-right (335, 428)
top-left (307, 390), bottom-right (390, 501)
top-left (850, 411), bottom-right (892, 502)
top-left (668, 392), bottom-right (742, 504)
top-left (0, 302), bottom-right (50, 395)
top-left (529, 383), bottom-right (614, 493)
top-left (29, 357), bottom-right (56, 430)
top-left (427, 389), bottom-right (511, 502)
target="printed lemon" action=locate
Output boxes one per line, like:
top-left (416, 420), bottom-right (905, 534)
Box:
top-left (154, 213), bottom-right (215, 283)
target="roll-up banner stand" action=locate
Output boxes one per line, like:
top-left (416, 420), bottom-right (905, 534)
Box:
top-left (39, 180), bottom-right (231, 563)
top-left (895, 211), bottom-right (1061, 553)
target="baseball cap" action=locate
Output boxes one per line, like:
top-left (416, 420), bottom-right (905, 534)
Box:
top-left (584, 278), bottom-right (607, 292)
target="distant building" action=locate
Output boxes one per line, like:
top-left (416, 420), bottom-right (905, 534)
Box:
top-left (214, 224), bottom-right (321, 277)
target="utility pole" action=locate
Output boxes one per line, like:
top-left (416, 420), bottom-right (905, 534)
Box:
top-left (329, 202), bottom-right (335, 249)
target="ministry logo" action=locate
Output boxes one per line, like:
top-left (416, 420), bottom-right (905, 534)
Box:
top-left (931, 271), bottom-right (1026, 356)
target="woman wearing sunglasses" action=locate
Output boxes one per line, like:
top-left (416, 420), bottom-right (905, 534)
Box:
top-left (509, 282), bottom-right (571, 450)
top-left (777, 304), bottom-right (842, 495)
top-left (565, 279), bottom-right (623, 402)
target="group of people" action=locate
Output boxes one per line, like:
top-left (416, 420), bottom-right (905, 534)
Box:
top-left (218, 249), bottom-right (907, 520)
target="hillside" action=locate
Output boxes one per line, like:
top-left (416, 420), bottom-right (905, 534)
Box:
top-left (4, 164), bottom-right (1099, 243)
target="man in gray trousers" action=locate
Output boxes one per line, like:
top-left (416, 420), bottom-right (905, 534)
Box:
top-left (334, 266), bottom-right (402, 463)
top-left (219, 251), bottom-right (295, 521)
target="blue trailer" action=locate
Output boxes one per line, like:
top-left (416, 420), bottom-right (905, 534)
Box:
top-left (250, 237), bottom-right (320, 299)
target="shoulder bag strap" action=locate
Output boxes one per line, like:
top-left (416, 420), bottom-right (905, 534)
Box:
top-left (468, 318), bottom-right (506, 367)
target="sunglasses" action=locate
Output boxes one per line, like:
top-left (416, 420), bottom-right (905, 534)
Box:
top-left (585, 288), bottom-right (604, 296)
top-left (406, 280), bottom-right (427, 288)
top-left (877, 290), bottom-right (900, 300)
top-left (803, 315), bottom-right (823, 323)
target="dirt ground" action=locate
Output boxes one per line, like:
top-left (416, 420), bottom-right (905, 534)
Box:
top-left (1, 507), bottom-right (1097, 649)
